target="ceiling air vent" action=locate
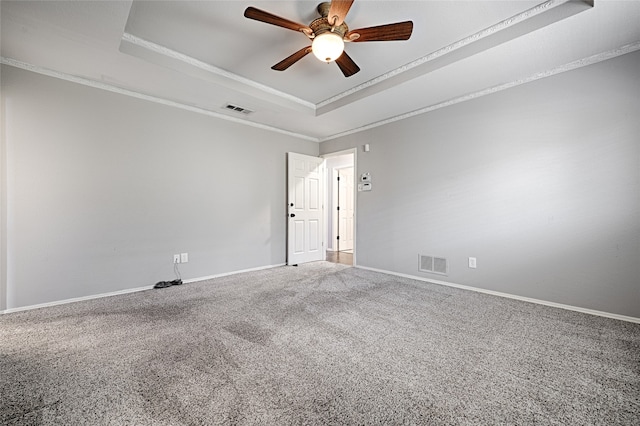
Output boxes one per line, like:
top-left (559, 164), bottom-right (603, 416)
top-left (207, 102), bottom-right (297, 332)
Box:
top-left (419, 254), bottom-right (448, 276)
top-left (223, 104), bottom-right (253, 115)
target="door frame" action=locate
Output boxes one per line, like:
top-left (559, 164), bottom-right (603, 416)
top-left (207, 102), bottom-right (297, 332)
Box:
top-left (333, 166), bottom-right (354, 252)
top-left (321, 148), bottom-right (357, 266)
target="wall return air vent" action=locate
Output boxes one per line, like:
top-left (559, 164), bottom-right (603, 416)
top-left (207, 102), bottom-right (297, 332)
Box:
top-left (419, 254), bottom-right (448, 276)
top-left (223, 104), bottom-right (254, 115)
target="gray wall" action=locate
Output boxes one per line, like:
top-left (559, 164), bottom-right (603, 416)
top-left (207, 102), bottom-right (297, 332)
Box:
top-left (1, 65), bottom-right (318, 310)
top-left (321, 51), bottom-right (640, 318)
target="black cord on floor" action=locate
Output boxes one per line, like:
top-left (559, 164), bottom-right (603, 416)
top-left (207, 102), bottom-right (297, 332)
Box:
top-left (153, 262), bottom-right (184, 289)
top-left (174, 261), bottom-right (182, 281)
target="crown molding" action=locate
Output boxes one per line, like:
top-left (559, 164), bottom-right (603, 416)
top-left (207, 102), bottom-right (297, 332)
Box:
top-left (316, 0), bottom-right (594, 115)
top-left (0, 57), bottom-right (319, 143)
top-left (320, 41), bottom-right (640, 142)
top-left (120, 1), bottom-right (594, 119)
top-left (318, 0), bottom-right (569, 108)
top-left (3, 41), bottom-right (637, 145)
top-left (120, 33), bottom-right (316, 114)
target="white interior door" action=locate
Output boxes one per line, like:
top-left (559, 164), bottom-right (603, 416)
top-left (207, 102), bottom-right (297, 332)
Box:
top-left (287, 153), bottom-right (325, 265)
top-left (337, 167), bottom-right (354, 251)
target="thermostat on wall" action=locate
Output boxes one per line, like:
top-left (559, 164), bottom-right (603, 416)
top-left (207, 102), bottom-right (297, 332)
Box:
top-left (358, 182), bottom-right (372, 192)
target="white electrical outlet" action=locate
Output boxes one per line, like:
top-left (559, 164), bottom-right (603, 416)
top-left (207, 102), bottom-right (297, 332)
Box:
top-left (469, 257), bottom-right (477, 269)
top-left (173, 254), bottom-right (180, 264)
top-left (180, 253), bottom-right (189, 263)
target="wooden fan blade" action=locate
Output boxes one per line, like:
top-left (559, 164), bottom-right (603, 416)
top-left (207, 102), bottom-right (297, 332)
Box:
top-left (271, 46), bottom-right (312, 71)
top-left (346, 21), bottom-right (413, 42)
top-left (328, 0), bottom-right (355, 26)
top-left (335, 51), bottom-right (360, 77)
top-left (244, 7), bottom-right (310, 33)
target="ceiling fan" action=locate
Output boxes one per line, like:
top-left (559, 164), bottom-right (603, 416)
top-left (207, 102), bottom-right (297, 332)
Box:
top-left (244, 0), bottom-right (413, 77)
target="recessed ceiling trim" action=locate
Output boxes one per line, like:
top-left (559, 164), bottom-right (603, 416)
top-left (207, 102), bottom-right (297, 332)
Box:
top-left (119, 1), bottom-right (593, 119)
top-left (0, 56), bottom-right (319, 143)
top-left (316, 0), bottom-right (594, 115)
top-left (120, 33), bottom-right (316, 113)
top-left (3, 42), bottom-right (636, 146)
top-left (320, 41), bottom-right (640, 142)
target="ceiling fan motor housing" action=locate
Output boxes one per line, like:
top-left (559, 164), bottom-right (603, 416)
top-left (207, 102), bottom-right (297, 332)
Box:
top-left (317, 2), bottom-right (332, 17)
top-left (310, 17), bottom-right (348, 39)
top-left (313, 2), bottom-right (349, 36)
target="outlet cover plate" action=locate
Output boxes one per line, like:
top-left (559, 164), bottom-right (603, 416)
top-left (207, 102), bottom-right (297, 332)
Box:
top-left (469, 257), bottom-right (477, 268)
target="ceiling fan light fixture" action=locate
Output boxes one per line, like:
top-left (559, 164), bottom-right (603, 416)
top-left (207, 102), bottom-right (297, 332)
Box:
top-left (244, 1), bottom-right (413, 76)
top-left (311, 32), bottom-right (344, 63)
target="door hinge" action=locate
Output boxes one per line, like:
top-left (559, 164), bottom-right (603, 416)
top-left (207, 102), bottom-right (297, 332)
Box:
top-left (337, 176), bottom-right (341, 181)
top-left (337, 235), bottom-right (340, 240)
top-left (337, 206), bottom-right (340, 211)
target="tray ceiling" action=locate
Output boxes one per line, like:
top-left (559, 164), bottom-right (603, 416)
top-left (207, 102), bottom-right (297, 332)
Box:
top-left (2, 1), bottom-right (640, 142)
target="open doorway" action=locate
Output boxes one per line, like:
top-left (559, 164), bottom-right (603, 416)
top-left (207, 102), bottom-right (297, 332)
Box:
top-left (323, 149), bottom-right (356, 266)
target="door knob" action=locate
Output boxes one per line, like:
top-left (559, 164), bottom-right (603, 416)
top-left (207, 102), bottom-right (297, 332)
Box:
top-left (290, 213), bottom-right (296, 217)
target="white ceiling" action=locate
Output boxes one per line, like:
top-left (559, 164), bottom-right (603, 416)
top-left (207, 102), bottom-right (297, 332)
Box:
top-left (2, 1), bottom-right (640, 142)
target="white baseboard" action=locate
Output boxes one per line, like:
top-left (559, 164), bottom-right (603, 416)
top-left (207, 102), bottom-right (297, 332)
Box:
top-left (183, 263), bottom-right (286, 284)
top-left (1, 285), bottom-right (155, 314)
top-left (1, 263), bottom-right (285, 315)
top-left (5, 262), bottom-right (635, 324)
top-left (356, 265), bottom-right (640, 324)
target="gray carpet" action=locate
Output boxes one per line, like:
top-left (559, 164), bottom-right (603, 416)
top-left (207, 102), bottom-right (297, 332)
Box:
top-left (1, 262), bottom-right (639, 425)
